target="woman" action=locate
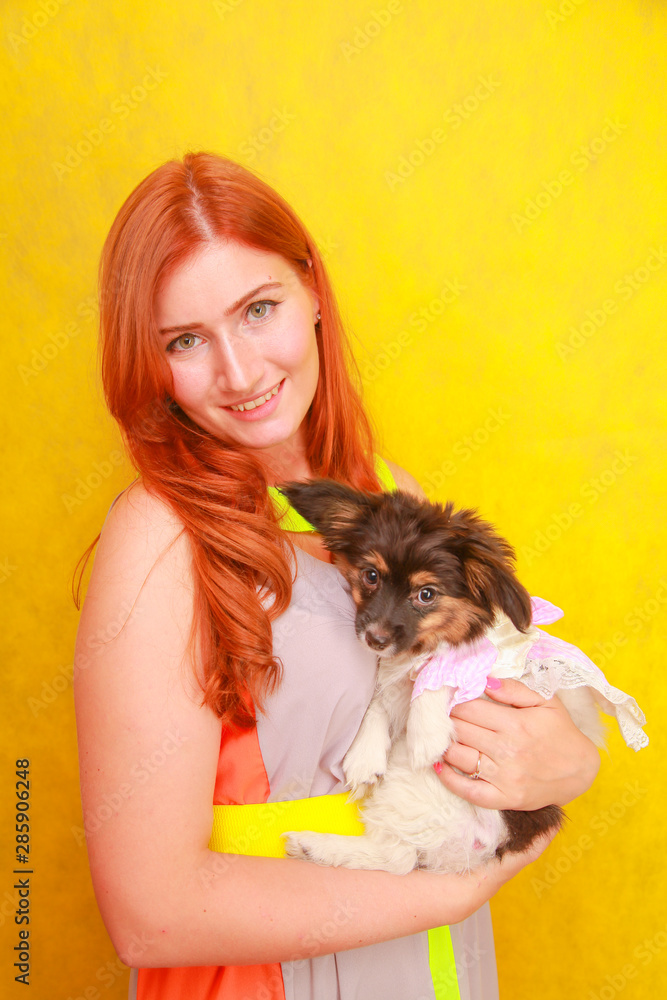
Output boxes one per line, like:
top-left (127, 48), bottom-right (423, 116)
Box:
top-left (74, 152), bottom-right (600, 999)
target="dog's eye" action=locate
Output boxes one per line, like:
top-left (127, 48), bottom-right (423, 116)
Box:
top-left (416, 587), bottom-right (437, 605)
top-left (361, 569), bottom-right (379, 587)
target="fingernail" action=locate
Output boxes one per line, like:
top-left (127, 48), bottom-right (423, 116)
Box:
top-left (485, 676), bottom-right (502, 690)
top-left (433, 761), bottom-right (443, 773)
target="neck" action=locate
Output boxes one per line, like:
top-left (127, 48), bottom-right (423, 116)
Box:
top-left (257, 433), bottom-right (314, 486)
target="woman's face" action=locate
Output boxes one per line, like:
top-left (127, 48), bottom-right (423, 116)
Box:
top-left (155, 240), bottom-right (320, 466)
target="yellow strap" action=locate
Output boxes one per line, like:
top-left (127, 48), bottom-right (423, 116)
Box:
top-left (267, 485), bottom-right (315, 533)
top-left (209, 792), bottom-right (364, 858)
top-left (374, 455), bottom-right (398, 492)
top-left (268, 455), bottom-right (398, 534)
top-left (428, 924), bottom-right (461, 1000)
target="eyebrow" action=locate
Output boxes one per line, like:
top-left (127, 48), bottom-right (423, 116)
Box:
top-left (158, 281), bottom-right (284, 335)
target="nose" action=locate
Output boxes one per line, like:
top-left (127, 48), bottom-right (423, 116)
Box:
top-left (365, 626), bottom-right (393, 651)
top-left (213, 334), bottom-right (265, 395)
top-left (364, 622), bottom-right (408, 653)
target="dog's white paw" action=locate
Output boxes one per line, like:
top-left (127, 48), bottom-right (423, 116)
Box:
top-left (283, 831), bottom-right (336, 866)
top-left (343, 742), bottom-right (387, 793)
top-left (345, 779), bottom-right (377, 802)
top-left (406, 690), bottom-right (455, 770)
top-left (408, 732), bottom-right (452, 771)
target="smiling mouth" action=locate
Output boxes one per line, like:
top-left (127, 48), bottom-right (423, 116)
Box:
top-left (226, 380), bottom-right (283, 412)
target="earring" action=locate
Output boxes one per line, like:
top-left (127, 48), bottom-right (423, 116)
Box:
top-left (316, 312), bottom-right (321, 322)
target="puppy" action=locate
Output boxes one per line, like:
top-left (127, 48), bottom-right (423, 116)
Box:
top-left (280, 481), bottom-right (648, 874)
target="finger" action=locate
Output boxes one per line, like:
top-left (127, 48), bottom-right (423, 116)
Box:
top-left (440, 743), bottom-right (499, 782)
top-left (482, 677), bottom-right (550, 708)
top-left (448, 696), bottom-right (525, 734)
top-left (436, 760), bottom-right (508, 809)
top-left (442, 719), bottom-right (501, 761)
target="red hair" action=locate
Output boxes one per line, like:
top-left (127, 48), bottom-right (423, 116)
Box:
top-left (81, 152), bottom-right (380, 728)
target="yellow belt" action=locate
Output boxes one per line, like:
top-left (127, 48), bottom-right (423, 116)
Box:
top-left (209, 794), bottom-right (460, 1000)
top-left (209, 792), bottom-right (364, 857)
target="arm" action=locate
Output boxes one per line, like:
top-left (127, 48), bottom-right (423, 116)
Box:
top-left (342, 687), bottom-right (392, 797)
top-left (406, 687), bottom-right (457, 770)
top-left (74, 481), bottom-right (553, 970)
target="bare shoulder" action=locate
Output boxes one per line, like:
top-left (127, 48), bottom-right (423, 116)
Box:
top-left (93, 478), bottom-right (187, 581)
top-left (102, 477), bottom-right (184, 545)
top-left (79, 478), bottom-right (194, 658)
top-left (382, 458), bottom-right (428, 500)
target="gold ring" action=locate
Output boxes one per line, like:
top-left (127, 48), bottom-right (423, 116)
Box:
top-left (469, 751), bottom-right (482, 780)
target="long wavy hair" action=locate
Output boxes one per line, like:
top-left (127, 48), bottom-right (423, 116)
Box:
top-left (77, 152), bottom-right (381, 729)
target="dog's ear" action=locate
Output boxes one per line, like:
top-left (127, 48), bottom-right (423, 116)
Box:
top-left (276, 480), bottom-right (377, 551)
top-left (446, 507), bottom-right (532, 632)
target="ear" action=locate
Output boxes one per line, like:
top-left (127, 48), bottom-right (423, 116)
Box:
top-left (276, 480), bottom-right (376, 551)
top-left (447, 507), bottom-right (532, 632)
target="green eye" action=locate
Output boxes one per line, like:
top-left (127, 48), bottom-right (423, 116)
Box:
top-left (248, 299), bottom-right (279, 321)
top-left (167, 332), bottom-right (200, 352)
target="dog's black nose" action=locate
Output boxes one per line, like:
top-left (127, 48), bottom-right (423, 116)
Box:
top-left (365, 627), bottom-right (391, 650)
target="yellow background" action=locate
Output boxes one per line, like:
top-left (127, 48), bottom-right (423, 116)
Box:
top-left (1, 1), bottom-right (664, 997)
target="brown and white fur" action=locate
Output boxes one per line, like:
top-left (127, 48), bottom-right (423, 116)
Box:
top-left (279, 480), bottom-right (604, 874)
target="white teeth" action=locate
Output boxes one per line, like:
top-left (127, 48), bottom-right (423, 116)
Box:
top-left (229, 382), bottom-right (281, 412)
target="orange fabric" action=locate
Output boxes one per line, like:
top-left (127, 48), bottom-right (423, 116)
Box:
top-left (137, 963), bottom-right (286, 1000)
top-left (136, 723), bottom-right (286, 1000)
top-left (213, 721), bottom-right (271, 806)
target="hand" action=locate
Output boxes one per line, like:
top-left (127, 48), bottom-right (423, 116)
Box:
top-left (462, 825), bottom-right (560, 909)
top-left (435, 678), bottom-right (601, 810)
top-left (491, 827), bottom-right (560, 885)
